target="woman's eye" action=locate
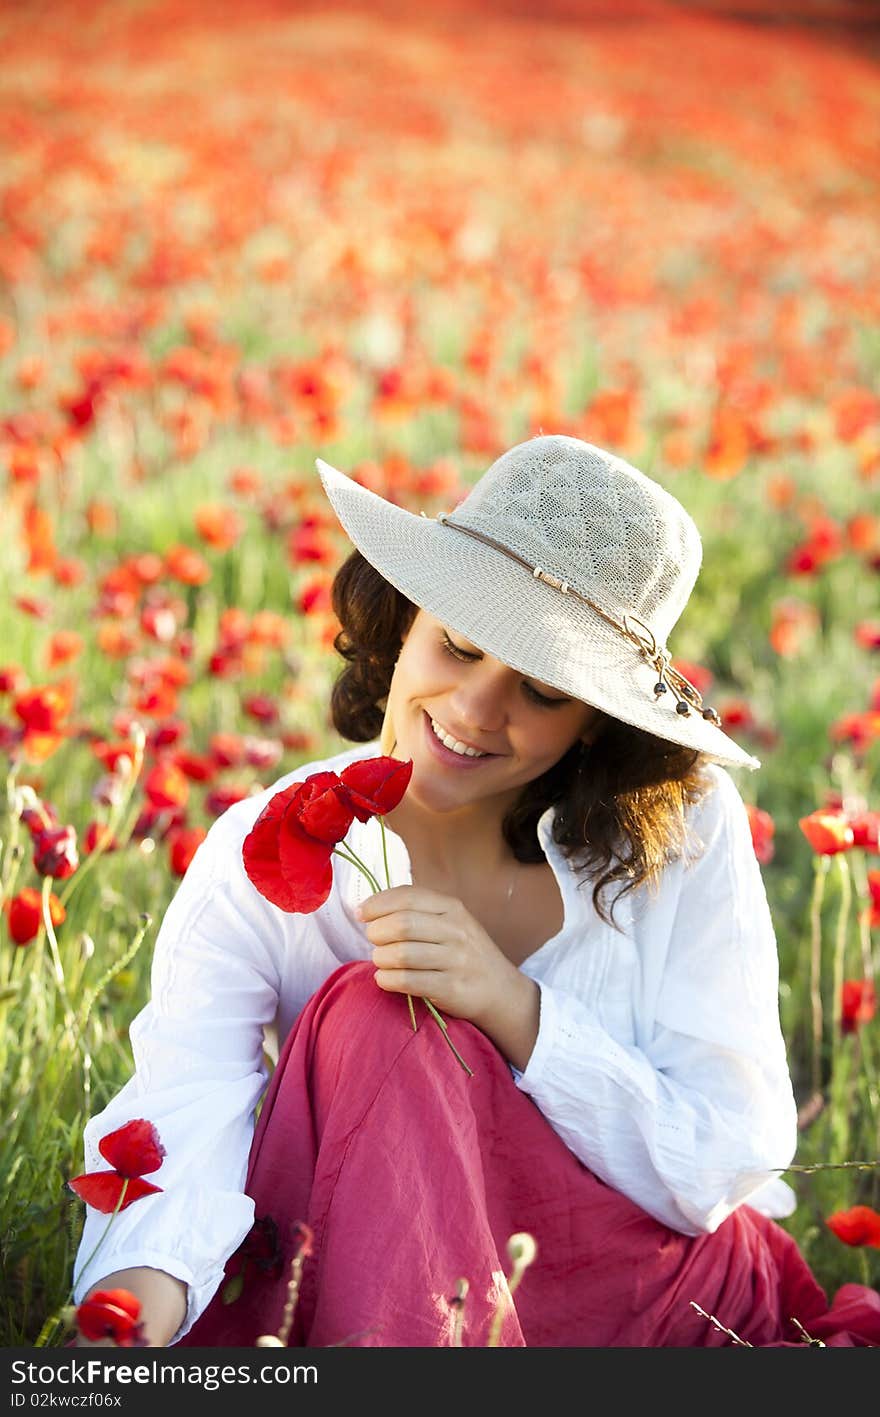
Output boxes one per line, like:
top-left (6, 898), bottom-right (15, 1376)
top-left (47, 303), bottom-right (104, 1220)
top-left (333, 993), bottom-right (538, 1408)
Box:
top-left (440, 633), bottom-right (476, 662)
top-left (524, 683), bottom-right (565, 707)
top-left (441, 634), bottom-right (567, 708)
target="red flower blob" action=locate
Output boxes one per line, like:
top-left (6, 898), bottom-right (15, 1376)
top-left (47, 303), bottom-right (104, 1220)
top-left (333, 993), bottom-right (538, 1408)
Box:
top-left (76, 1289), bottom-right (145, 1346)
top-left (826, 1206), bottom-right (880, 1249)
top-left (99, 1118), bottom-right (166, 1176)
top-left (841, 980), bottom-right (877, 1035)
top-left (242, 757), bottom-right (413, 914)
top-left (798, 810), bottom-right (855, 856)
top-left (67, 1172), bottom-right (163, 1213)
top-left (68, 1119), bottom-right (166, 1213)
top-left (339, 757), bottom-right (414, 818)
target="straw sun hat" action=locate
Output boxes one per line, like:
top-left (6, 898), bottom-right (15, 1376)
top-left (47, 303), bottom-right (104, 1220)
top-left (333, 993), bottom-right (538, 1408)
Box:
top-left (315, 434), bottom-right (759, 772)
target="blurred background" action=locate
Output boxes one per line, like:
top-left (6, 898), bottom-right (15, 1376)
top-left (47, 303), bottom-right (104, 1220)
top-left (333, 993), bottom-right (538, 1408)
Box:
top-left (1, 0), bottom-right (879, 1342)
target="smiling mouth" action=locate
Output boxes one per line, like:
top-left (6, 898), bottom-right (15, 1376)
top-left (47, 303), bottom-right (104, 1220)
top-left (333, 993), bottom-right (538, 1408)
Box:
top-left (424, 711), bottom-right (499, 759)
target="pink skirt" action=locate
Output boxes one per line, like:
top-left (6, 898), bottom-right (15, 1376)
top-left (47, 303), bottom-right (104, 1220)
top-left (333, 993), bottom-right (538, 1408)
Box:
top-left (178, 961), bottom-right (880, 1348)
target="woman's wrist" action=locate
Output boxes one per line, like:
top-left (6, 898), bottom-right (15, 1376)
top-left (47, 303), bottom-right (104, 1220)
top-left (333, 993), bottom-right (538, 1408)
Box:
top-left (472, 967), bottom-right (540, 1072)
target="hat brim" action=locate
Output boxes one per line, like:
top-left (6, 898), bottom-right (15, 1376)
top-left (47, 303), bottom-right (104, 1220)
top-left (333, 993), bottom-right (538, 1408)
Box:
top-left (316, 458), bottom-right (760, 771)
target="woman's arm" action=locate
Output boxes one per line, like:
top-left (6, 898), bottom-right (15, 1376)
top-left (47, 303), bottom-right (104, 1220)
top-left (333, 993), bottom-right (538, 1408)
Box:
top-left (71, 803), bottom-right (288, 1343)
top-left (513, 768), bottom-right (798, 1234)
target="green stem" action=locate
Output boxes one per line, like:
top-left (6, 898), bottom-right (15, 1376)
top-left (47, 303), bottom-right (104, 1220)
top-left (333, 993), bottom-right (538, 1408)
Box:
top-left (331, 844), bottom-right (382, 895)
top-left (423, 999), bottom-right (473, 1077)
top-left (377, 818), bottom-right (416, 1030)
top-left (849, 849), bottom-right (876, 982)
top-left (832, 853), bottom-right (852, 1043)
top-left (378, 817), bottom-right (392, 890)
top-left (59, 729), bottom-right (146, 911)
top-left (70, 1177), bottom-right (130, 1299)
top-left (34, 1178), bottom-right (131, 1347)
top-left (809, 856), bottom-right (830, 1096)
top-left (41, 877), bottom-right (80, 1047)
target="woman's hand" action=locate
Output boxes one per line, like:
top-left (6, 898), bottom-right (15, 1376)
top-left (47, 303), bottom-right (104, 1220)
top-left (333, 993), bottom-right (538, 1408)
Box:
top-left (358, 885), bottom-right (541, 1070)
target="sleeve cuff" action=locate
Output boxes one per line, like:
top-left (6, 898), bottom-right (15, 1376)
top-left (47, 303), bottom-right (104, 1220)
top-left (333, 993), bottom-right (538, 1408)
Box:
top-left (71, 1248), bottom-right (222, 1346)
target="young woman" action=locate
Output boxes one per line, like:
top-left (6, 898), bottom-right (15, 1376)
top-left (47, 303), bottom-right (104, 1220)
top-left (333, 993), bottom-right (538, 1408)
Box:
top-left (73, 436), bottom-right (880, 1347)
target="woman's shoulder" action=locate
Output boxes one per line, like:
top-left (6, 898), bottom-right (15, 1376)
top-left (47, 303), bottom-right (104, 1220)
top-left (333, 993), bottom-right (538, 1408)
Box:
top-left (681, 758), bottom-right (755, 867)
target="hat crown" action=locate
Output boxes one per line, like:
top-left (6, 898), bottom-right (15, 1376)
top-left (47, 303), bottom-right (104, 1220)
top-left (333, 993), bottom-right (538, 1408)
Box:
top-left (452, 436), bottom-right (702, 642)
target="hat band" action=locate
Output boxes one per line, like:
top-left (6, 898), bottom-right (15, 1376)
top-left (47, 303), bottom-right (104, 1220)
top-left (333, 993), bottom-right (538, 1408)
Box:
top-left (436, 513), bottom-right (721, 728)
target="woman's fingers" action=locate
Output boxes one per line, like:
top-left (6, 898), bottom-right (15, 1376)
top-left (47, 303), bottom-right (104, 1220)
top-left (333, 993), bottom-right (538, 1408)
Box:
top-left (371, 941), bottom-right (449, 971)
top-left (373, 967), bottom-right (445, 996)
top-left (358, 885), bottom-right (449, 923)
top-left (363, 910), bottom-right (449, 947)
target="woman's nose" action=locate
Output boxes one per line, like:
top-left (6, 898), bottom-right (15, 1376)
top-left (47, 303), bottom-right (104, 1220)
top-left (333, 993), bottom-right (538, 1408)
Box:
top-left (449, 668), bottom-right (510, 733)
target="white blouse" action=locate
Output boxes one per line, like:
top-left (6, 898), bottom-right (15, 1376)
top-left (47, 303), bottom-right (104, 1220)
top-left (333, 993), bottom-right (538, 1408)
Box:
top-left (72, 737), bottom-right (798, 1343)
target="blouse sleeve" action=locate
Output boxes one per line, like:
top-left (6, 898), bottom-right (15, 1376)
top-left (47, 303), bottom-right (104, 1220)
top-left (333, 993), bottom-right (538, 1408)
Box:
top-left (513, 768), bottom-right (799, 1236)
top-left (71, 809), bottom-right (286, 1342)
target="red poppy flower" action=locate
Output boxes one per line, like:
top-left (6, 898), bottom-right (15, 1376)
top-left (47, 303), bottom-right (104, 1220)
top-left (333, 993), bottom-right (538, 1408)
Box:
top-left (339, 756), bottom-right (414, 818)
top-left (164, 544), bottom-right (211, 586)
top-left (67, 1171), bottom-right (163, 1213)
top-left (68, 1119), bottom-right (166, 1213)
top-left (83, 821), bottom-right (119, 855)
top-left (168, 825), bottom-right (207, 875)
top-left (243, 693), bottom-right (279, 725)
top-left (0, 665), bottom-right (27, 695)
top-left (13, 680), bottom-right (75, 732)
top-left (33, 825), bottom-right (79, 879)
top-left (799, 810), bottom-right (855, 855)
top-left (99, 1118), bottom-right (166, 1176)
top-left (243, 777), bottom-right (340, 913)
top-left (826, 1206), bottom-right (880, 1248)
top-left (242, 757), bottom-right (412, 914)
top-left (144, 760), bottom-right (190, 810)
top-left (841, 980), bottom-right (877, 1034)
top-left (4, 886), bottom-right (65, 945)
top-left (241, 1216), bottom-right (285, 1277)
top-left (745, 804), bottom-right (775, 865)
top-left (848, 811), bottom-right (880, 851)
top-left (210, 732), bottom-right (246, 767)
top-left (76, 1289), bottom-right (145, 1346)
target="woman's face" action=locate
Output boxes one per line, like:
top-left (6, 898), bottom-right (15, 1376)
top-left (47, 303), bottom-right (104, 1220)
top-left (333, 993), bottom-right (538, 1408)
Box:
top-left (384, 609), bottom-right (603, 818)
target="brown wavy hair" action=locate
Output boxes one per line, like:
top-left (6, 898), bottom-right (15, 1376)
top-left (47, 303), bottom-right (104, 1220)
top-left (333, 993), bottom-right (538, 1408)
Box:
top-left (330, 550), bottom-right (715, 930)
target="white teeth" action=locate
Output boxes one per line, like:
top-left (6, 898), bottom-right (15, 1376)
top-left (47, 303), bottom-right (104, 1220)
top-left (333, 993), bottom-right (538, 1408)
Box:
top-left (429, 717), bottom-right (488, 757)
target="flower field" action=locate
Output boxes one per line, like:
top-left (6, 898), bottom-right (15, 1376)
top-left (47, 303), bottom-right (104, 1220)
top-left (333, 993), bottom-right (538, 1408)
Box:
top-left (1, 0), bottom-right (879, 1346)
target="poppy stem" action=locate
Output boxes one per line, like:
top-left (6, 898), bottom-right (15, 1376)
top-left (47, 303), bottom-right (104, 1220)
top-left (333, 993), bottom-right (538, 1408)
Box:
top-left (422, 999), bottom-right (473, 1077)
top-left (832, 852), bottom-right (852, 1043)
top-left (376, 818), bottom-right (416, 1030)
top-left (35, 1178), bottom-right (131, 1347)
top-left (41, 877), bottom-right (80, 1047)
top-left (809, 856), bottom-right (830, 1096)
top-left (70, 1177), bottom-right (130, 1305)
top-left (331, 843), bottom-right (382, 895)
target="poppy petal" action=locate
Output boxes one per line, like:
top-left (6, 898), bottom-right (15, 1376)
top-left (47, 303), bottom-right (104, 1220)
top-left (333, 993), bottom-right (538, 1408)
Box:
top-left (297, 781), bottom-right (355, 845)
top-left (340, 757), bottom-right (413, 816)
top-left (277, 815), bottom-right (334, 912)
top-left (76, 1288), bottom-right (143, 1344)
top-left (68, 1172), bottom-right (163, 1213)
top-left (242, 786), bottom-right (305, 911)
top-left (98, 1119), bottom-right (166, 1177)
